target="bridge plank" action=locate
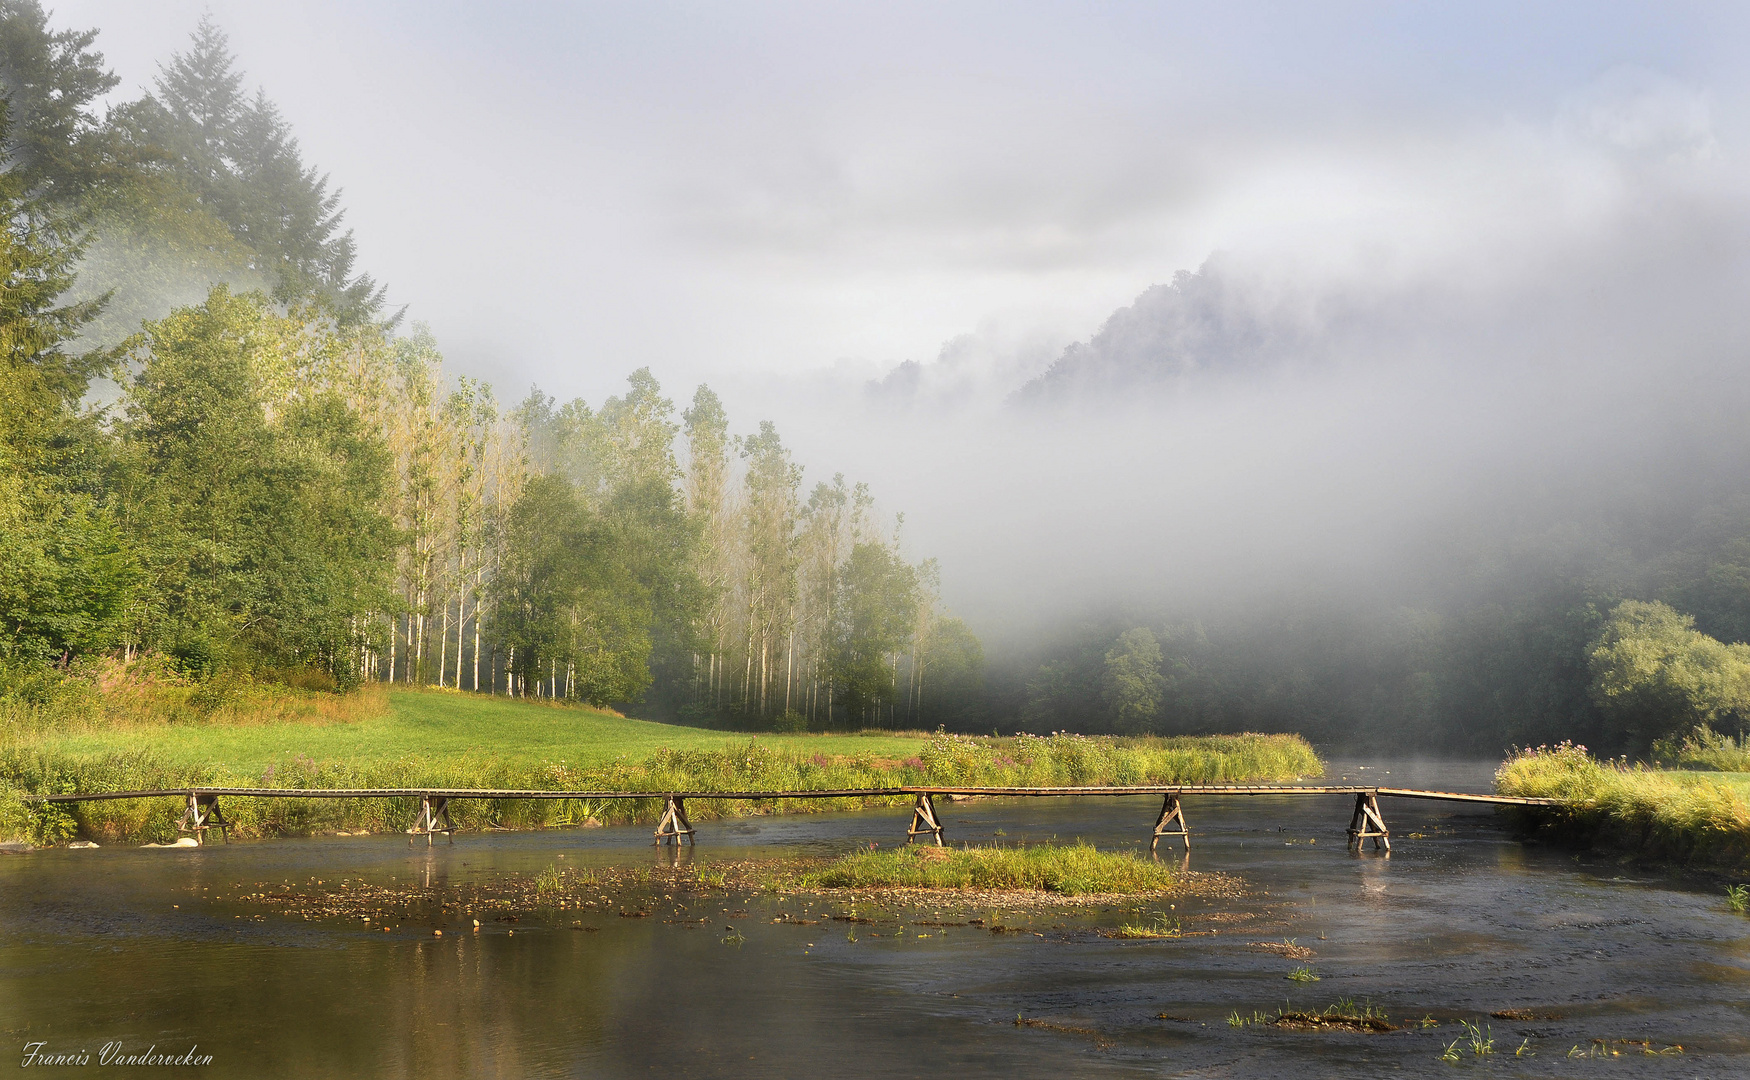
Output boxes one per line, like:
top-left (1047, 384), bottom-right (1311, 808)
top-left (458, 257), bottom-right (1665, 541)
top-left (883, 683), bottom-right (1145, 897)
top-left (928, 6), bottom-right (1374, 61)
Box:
top-left (23, 784), bottom-right (1562, 806)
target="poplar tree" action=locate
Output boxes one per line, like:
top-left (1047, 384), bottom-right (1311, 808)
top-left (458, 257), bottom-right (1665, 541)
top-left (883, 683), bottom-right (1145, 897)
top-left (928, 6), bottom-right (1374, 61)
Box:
top-left (739, 422), bottom-right (801, 719)
top-left (683, 385), bottom-right (735, 706)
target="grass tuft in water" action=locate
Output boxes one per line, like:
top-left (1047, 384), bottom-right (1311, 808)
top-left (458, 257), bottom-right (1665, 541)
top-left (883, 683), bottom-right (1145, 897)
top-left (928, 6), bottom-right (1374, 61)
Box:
top-left (1285, 966), bottom-right (1320, 983)
top-left (1442, 1020), bottom-right (1495, 1060)
top-left (1727, 883), bottom-right (1748, 913)
top-left (1234, 1000), bottom-right (1394, 1033)
top-left (1112, 911), bottom-right (1182, 938)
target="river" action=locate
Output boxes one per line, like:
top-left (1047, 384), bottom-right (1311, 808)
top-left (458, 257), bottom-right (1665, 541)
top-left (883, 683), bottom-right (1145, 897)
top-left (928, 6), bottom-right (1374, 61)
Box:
top-left (2, 759), bottom-right (1745, 1078)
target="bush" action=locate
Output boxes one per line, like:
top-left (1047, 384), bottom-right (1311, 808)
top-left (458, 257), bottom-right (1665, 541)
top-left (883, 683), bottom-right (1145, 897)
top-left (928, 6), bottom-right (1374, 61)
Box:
top-left (1651, 726), bottom-right (1750, 772)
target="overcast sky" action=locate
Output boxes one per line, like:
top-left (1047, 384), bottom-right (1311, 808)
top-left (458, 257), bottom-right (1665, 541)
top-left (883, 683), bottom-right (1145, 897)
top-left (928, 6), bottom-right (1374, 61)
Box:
top-left (49, 2), bottom-right (1750, 630)
top-left (53, 2), bottom-right (1750, 401)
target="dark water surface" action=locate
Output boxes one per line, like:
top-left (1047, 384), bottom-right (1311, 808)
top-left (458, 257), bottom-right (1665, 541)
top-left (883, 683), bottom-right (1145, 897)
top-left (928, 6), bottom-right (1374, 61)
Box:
top-left (3, 760), bottom-right (1747, 1078)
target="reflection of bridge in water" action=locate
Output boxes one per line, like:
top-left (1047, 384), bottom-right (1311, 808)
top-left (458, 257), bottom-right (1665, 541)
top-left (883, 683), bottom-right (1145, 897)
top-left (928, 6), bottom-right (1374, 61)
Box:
top-left (29, 784), bottom-right (1562, 852)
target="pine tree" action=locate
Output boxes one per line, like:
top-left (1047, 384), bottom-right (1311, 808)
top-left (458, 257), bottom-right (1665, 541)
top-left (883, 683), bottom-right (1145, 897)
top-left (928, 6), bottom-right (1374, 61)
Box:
top-left (0, 105), bottom-right (131, 665)
top-left (126, 15), bottom-right (385, 322)
top-left (0, 0), bottom-right (124, 201)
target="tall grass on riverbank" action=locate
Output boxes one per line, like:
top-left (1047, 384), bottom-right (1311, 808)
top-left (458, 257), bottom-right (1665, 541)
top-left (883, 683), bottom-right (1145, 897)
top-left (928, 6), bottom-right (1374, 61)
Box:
top-left (801, 843), bottom-right (1177, 895)
top-left (0, 657), bottom-right (389, 734)
top-left (0, 693), bottom-right (1320, 844)
top-left (1495, 743), bottom-right (1750, 870)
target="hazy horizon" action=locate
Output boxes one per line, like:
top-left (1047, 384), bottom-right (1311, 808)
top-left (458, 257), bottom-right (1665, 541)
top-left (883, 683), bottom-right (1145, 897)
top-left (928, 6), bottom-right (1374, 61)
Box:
top-left (45, 1), bottom-right (1750, 638)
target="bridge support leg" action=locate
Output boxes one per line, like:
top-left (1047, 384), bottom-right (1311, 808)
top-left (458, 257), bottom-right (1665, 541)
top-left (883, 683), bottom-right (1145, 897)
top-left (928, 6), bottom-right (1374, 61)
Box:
top-left (177, 793), bottom-right (230, 845)
top-left (1347, 792), bottom-right (1390, 852)
top-left (653, 794), bottom-right (695, 846)
top-left (906, 793), bottom-right (944, 846)
top-left (1150, 792), bottom-right (1190, 853)
top-left (407, 794), bottom-right (455, 845)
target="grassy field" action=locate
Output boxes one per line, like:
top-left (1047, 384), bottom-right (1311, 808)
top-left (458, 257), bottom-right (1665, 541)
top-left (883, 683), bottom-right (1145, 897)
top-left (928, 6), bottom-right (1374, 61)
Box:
top-left (0, 686), bottom-right (1322, 845)
top-left (36, 688), bottom-right (938, 773)
top-left (1672, 771), bottom-right (1750, 801)
top-left (1496, 744), bottom-right (1750, 871)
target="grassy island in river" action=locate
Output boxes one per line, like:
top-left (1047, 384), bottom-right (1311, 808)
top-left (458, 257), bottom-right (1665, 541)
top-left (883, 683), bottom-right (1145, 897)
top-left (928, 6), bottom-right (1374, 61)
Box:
top-left (0, 686), bottom-right (1322, 844)
top-left (801, 843), bottom-right (1178, 896)
top-left (1496, 743), bottom-right (1750, 871)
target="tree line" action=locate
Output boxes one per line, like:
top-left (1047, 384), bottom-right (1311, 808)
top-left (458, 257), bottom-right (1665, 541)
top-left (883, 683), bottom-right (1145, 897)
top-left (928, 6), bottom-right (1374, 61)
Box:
top-left (0, 6), bottom-right (983, 730)
top-left (1009, 576), bottom-right (1750, 757)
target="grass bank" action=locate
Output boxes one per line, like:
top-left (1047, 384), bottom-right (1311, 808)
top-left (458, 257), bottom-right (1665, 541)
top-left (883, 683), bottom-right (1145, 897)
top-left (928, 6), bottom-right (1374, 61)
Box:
top-left (800, 843), bottom-right (1176, 896)
top-left (1495, 743), bottom-right (1750, 871)
top-left (0, 685), bottom-right (1322, 844)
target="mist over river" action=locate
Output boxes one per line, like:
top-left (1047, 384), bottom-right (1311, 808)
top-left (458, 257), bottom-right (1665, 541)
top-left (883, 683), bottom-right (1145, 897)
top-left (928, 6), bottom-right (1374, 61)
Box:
top-left (3, 760), bottom-right (1746, 1079)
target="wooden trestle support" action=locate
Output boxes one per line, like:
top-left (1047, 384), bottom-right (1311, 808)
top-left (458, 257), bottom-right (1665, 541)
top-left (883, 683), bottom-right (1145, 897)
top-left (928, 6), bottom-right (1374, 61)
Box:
top-left (906, 792), bottom-right (945, 845)
top-left (653, 794), bottom-right (695, 845)
top-left (1150, 792), bottom-right (1190, 853)
top-left (407, 794), bottom-right (456, 845)
top-left (1346, 792), bottom-right (1390, 851)
top-left (177, 792), bottom-right (231, 845)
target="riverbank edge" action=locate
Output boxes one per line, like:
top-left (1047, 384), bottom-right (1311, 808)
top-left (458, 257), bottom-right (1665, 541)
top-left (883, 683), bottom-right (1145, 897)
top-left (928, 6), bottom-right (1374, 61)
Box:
top-left (1495, 745), bottom-right (1750, 874)
top-left (0, 732), bottom-right (1323, 846)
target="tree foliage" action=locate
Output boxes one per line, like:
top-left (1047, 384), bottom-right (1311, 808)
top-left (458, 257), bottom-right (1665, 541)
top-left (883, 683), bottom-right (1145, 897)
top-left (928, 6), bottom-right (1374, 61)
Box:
top-left (1103, 627), bottom-right (1164, 733)
top-left (1588, 600), bottom-right (1750, 751)
top-left (0, 4), bottom-right (975, 724)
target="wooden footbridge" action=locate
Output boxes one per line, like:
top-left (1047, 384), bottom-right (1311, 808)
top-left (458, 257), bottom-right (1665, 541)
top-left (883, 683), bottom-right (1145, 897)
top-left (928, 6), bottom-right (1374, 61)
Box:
top-left (25, 784), bottom-right (1561, 852)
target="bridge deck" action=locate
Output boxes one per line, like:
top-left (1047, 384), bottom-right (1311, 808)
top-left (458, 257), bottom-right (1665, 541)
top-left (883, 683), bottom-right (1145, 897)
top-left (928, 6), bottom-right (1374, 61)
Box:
top-left (23, 785), bottom-right (1561, 806)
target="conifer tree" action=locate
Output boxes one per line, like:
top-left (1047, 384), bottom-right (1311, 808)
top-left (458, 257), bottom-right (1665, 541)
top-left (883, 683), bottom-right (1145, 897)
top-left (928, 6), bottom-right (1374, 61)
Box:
top-left (125, 16), bottom-right (384, 322)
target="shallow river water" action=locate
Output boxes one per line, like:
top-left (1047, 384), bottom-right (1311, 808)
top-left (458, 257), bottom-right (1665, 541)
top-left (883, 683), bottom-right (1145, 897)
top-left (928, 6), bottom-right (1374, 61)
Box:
top-left (3, 759), bottom-right (1747, 1078)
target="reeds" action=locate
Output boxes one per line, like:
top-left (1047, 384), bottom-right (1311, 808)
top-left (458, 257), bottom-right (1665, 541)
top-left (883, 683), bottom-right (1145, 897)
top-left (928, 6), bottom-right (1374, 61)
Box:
top-left (1495, 743), bottom-right (1750, 870)
top-left (1111, 910), bottom-right (1182, 938)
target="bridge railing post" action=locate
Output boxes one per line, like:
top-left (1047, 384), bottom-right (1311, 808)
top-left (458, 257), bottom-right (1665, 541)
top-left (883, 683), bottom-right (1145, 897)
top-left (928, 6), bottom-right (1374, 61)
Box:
top-left (407, 794), bottom-right (455, 845)
top-left (176, 792), bottom-right (230, 845)
top-left (1150, 792), bottom-right (1189, 853)
top-left (1346, 791), bottom-right (1390, 852)
top-left (906, 793), bottom-right (944, 846)
top-left (653, 794), bottom-right (695, 845)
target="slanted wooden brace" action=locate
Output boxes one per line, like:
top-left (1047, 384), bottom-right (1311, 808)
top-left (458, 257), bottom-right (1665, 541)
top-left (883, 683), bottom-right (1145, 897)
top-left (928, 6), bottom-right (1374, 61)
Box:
top-left (407, 794), bottom-right (456, 845)
top-left (906, 792), bottom-right (944, 845)
top-left (1347, 791), bottom-right (1390, 851)
top-left (177, 792), bottom-right (231, 844)
top-left (1150, 792), bottom-right (1190, 853)
top-left (652, 794), bottom-right (695, 845)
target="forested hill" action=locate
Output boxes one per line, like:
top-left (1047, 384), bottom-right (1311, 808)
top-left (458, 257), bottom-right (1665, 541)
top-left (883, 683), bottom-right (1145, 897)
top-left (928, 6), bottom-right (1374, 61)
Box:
top-left (988, 234), bottom-right (1750, 759)
top-left (0, 5), bottom-right (984, 733)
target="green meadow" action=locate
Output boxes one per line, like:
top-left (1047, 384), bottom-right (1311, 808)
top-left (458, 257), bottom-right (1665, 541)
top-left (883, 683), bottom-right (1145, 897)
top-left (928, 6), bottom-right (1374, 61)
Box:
top-left (0, 687), bottom-right (1322, 845)
top-left (36, 688), bottom-right (937, 775)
